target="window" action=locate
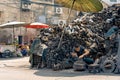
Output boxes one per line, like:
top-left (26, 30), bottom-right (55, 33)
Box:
top-left (110, 0), bottom-right (117, 2)
top-left (0, 11), bottom-right (2, 18)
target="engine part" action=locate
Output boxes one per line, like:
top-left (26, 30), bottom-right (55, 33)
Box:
top-left (88, 64), bottom-right (101, 74)
top-left (73, 60), bottom-right (86, 71)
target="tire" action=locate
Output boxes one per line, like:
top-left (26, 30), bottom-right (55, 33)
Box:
top-left (102, 60), bottom-right (115, 73)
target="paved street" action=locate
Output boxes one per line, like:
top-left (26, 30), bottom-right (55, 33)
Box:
top-left (0, 57), bottom-right (120, 80)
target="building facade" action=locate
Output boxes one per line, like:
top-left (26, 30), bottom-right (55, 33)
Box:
top-left (0, 0), bottom-right (77, 44)
top-left (0, 0), bottom-right (77, 25)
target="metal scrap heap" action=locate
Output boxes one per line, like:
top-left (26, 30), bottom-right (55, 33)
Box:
top-left (30, 5), bottom-right (120, 73)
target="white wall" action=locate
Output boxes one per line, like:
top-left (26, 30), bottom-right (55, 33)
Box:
top-left (102, 0), bottom-right (120, 5)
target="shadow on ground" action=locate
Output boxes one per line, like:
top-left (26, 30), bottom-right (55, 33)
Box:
top-left (34, 68), bottom-right (120, 77)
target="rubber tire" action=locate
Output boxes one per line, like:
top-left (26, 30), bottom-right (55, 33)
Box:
top-left (102, 60), bottom-right (115, 73)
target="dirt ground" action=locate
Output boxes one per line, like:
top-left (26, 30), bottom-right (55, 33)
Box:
top-left (0, 57), bottom-right (120, 80)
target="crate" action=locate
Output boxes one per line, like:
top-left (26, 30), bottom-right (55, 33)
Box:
top-left (31, 54), bottom-right (42, 68)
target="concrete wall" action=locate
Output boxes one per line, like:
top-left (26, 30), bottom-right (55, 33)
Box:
top-left (0, 0), bottom-right (20, 23)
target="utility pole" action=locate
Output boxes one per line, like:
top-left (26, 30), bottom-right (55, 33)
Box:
top-left (19, 0), bottom-right (22, 35)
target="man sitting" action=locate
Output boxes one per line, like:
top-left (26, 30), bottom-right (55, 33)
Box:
top-left (71, 44), bottom-right (94, 64)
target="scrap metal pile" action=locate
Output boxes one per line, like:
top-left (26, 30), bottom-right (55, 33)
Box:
top-left (0, 49), bottom-right (15, 58)
top-left (31, 5), bottom-right (120, 73)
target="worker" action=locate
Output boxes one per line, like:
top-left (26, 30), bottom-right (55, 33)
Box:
top-left (71, 44), bottom-right (94, 64)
